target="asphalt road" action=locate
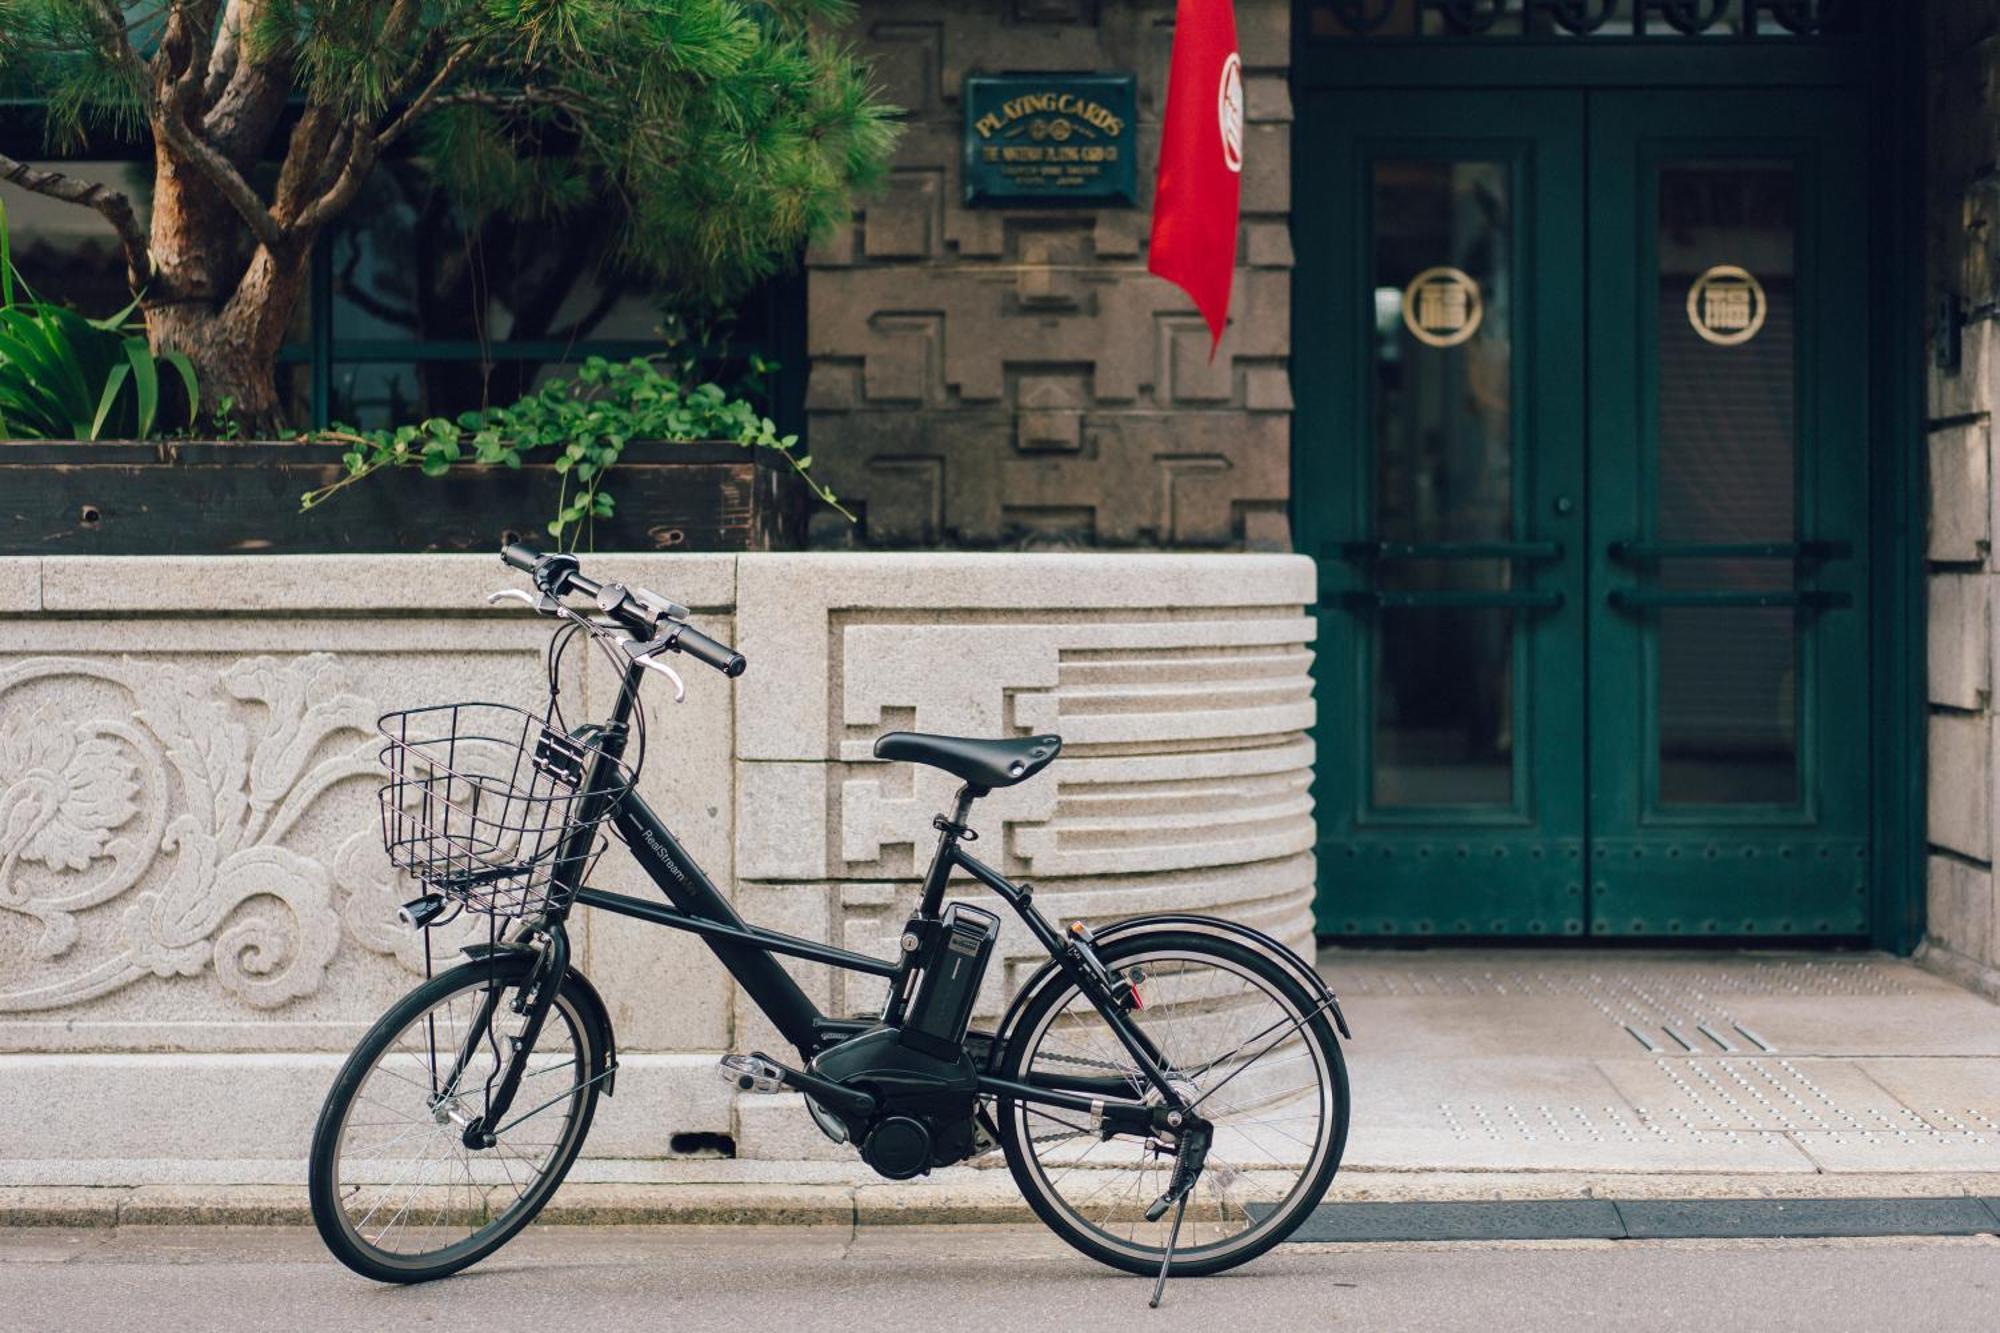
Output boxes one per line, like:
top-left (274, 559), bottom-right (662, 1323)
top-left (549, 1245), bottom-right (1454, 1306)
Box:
top-left (6, 1224), bottom-right (1998, 1331)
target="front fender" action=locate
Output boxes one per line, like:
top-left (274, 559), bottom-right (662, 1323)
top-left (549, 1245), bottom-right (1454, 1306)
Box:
top-left (461, 942), bottom-right (619, 1096)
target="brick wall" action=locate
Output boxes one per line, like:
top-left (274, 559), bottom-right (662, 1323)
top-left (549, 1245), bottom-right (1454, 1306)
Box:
top-left (805, 0), bottom-right (1293, 550)
top-left (1923, 0), bottom-right (2000, 997)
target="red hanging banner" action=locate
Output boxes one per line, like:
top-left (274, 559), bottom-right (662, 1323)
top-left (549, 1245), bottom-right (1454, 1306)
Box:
top-left (1147, 0), bottom-right (1243, 352)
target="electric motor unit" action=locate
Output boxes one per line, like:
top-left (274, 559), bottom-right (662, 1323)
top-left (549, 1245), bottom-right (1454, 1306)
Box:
top-left (859, 1115), bottom-right (933, 1180)
top-left (900, 902), bottom-right (999, 1059)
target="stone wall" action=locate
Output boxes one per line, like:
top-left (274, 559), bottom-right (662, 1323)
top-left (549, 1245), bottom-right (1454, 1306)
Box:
top-left (1922, 0), bottom-right (2000, 999)
top-left (0, 552), bottom-right (1317, 1181)
top-left (805, 0), bottom-right (1294, 550)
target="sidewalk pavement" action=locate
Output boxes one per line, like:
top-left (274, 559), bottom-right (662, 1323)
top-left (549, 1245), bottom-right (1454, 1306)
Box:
top-left (6, 950), bottom-right (1998, 1227)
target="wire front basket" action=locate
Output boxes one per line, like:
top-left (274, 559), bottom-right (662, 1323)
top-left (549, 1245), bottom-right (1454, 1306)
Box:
top-left (378, 702), bottom-right (635, 918)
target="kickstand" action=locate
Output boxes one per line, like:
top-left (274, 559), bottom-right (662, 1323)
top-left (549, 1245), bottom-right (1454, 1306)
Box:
top-left (1149, 1190), bottom-right (1188, 1309)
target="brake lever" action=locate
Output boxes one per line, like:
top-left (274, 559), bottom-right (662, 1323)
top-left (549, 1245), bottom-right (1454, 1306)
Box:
top-left (625, 639), bottom-right (687, 703)
top-left (633, 654), bottom-right (686, 704)
top-left (492, 587), bottom-right (686, 700)
top-left (484, 588), bottom-right (562, 615)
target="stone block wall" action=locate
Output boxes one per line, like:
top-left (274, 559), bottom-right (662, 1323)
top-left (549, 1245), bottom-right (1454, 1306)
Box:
top-left (806, 0), bottom-right (1294, 551)
top-left (1922, 0), bottom-right (2000, 999)
top-left (0, 552), bottom-right (1317, 1181)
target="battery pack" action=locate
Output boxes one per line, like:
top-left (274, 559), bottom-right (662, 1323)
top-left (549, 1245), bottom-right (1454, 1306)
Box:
top-left (900, 903), bottom-right (1000, 1059)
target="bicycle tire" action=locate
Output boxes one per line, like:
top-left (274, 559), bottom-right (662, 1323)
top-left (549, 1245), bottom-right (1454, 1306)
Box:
top-left (995, 928), bottom-right (1348, 1278)
top-left (309, 954), bottom-right (602, 1282)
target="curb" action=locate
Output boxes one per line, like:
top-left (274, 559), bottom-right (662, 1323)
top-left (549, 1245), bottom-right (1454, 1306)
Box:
top-left (11, 1171), bottom-right (2000, 1229)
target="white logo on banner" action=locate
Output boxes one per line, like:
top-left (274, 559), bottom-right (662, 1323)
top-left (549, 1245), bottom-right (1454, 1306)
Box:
top-left (1218, 53), bottom-right (1244, 174)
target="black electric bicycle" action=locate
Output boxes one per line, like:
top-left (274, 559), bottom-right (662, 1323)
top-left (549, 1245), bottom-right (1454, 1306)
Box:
top-left (309, 544), bottom-right (1350, 1303)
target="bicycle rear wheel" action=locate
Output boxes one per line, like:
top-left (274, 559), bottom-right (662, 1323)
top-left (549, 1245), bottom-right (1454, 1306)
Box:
top-left (309, 954), bottom-right (602, 1282)
top-left (996, 929), bottom-right (1348, 1277)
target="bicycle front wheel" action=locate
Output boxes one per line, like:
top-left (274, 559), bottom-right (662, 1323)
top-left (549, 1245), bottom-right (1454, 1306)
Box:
top-left (996, 929), bottom-right (1348, 1278)
top-left (309, 954), bottom-right (602, 1282)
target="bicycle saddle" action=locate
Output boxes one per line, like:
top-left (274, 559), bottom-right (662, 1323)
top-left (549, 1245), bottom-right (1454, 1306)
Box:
top-left (873, 731), bottom-right (1063, 789)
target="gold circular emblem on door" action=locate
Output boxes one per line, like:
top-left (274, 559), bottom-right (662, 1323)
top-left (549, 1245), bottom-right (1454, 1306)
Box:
top-left (1686, 264), bottom-right (1767, 346)
top-left (1401, 266), bottom-right (1484, 348)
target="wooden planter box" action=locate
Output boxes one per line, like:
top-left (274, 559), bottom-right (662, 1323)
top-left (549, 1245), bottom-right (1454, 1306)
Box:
top-left (0, 439), bottom-right (809, 555)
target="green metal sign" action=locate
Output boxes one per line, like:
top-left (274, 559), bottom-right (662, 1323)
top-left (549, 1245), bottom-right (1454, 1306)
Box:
top-left (963, 73), bottom-right (1137, 206)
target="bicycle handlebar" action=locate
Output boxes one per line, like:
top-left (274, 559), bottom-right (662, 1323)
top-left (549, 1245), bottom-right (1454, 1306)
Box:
top-left (496, 543), bottom-right (747, 678)
top-left (665, 623), bottom-right (747, 678)
top-left (501, 541), bottom-right (548, 576)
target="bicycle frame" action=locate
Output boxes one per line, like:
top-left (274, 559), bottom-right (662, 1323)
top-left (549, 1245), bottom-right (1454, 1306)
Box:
top-left (476, 647), bottom-right (1190, 1139)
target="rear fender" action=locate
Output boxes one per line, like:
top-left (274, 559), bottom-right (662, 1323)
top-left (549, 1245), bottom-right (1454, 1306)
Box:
top-left (1094, 914), bottom-right (1350, 1040)
top-left (987, 914), bottom-right (1349, 1072)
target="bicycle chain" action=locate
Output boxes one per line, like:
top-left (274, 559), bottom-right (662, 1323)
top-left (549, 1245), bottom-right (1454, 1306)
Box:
top-left (1017, 1049), bottom-right (1157, 1147)
top-left (1034, 1049), bottom-right (1141, 1074)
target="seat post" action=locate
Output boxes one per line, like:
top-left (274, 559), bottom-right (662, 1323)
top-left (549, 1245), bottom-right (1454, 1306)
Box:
top-left (917, 783), bottom-right (986, 917)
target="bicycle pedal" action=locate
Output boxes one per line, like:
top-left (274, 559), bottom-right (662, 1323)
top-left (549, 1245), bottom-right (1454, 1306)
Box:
top-left (718, 1053), bottom-right (786, 1094)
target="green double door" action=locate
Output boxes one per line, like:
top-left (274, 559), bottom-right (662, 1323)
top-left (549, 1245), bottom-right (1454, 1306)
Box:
top-left (1299, 89), bottom-right (1870, 940)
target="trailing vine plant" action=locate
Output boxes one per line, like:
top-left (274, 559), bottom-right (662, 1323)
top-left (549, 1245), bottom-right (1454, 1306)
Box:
top-left (297, 355), bottom-right (850, 549)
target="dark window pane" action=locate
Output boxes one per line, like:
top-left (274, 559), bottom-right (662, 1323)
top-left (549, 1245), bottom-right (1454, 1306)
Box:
top-left (328, 163), bottom-right (666, 347)
top-left (1305, 1), bottom-right (1860, 40)
top-left (1369, 158), bottom-right (1516, 807)
top-left (2, 162), bottom-right (149, 317)
top-left (1372, 159), bottom-right (1513, 545)
top-left (328, 359), bottom-right (598, 429)
top-left (1658, 605), bottom-right (1798, 805)
top-left (1657, 162), bottom-right (1796, 546)
top-left (5, 162), bottom-right (313, 344)
top-left (275, 361), bottom-right (313, 427)
top-left (328, 346), bottom-right (785, 430)
top-left (1374, 606), bottom-right (1515, 807)
top-left (1654, 160), bottom-right (1800, 805)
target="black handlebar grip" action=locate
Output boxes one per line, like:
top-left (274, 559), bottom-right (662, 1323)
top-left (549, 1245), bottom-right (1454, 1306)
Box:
top-left (501, 541), bottom-right (545, 573)
top-left (673, 625), bottom-right (748, 678)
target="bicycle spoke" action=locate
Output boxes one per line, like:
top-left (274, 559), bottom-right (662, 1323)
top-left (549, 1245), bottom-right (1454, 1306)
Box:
top-left (352, 1131), bottom-right (451, 1239)
top-left (328, 974), bottom-right (594, 1265)
top-left (1009, 946), bottom-right (1337, 1265)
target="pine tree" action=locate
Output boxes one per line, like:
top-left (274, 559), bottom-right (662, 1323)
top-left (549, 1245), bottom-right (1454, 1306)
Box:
top-left (0, 0), bottom-right (899, 432)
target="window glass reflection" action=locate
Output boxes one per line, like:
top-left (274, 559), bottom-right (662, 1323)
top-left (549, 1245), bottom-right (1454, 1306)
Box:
top-left (1654, 161), bottom-right (1800, 806)
top-left (1370, 159), bottom-right (1516, 807)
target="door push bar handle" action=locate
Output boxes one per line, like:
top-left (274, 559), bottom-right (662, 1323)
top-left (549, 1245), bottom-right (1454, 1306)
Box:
top-left (1606, 588), bottom-right (1853, 610)
top-left (1332, 589), bottom-right (1566, 610)
top-left (1342, 540), bottom-right (1564, 562)
top-left (1608, 540), bottom-right (1853, 563)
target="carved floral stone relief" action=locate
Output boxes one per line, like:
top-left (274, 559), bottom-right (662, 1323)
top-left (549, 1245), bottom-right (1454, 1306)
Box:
top-left (0, 653), bottom-right (426, 1013)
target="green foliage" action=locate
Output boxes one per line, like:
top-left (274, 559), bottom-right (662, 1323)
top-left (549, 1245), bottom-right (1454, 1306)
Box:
top-left (211, 395), bottom-right (244, 442)
top-left (298, 355), bottom-right (850, 550)
top-left (0, 0), bottom-right (150, 147)
top-left (3, 0), bottom-right (897, 434)
top-left (392, 0), bottom-right (901, 300)
top-left (7, 0), bottom-right (900, 300)
top-left (0, 196), bottom-right (198, 440)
